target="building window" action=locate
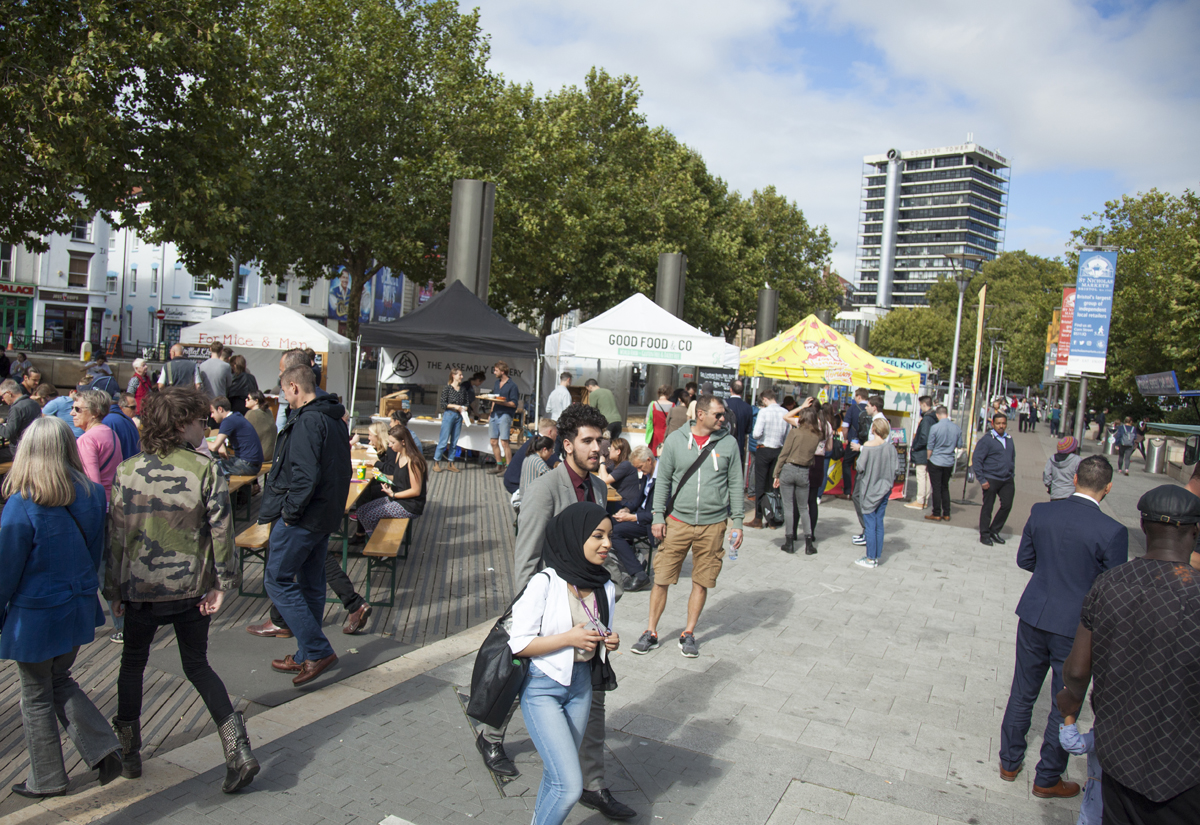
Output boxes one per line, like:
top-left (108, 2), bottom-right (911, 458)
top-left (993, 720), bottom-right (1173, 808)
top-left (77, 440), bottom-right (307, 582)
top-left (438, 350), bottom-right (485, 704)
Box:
top-left (1, 243), bottom-right (11, 281)
top-left (108, 233), bottom-right (117, 250)
top-left (130, 267), bottom-right (137, 295)
top-left (299, 285), bottom-right (311, 306)
top-left (277, 279), bottom-right (289, 301)
top-left (68, 252), bottom-right (90, 288)
top-left (71, 216), bottom-right (92, 242)
top-left (131, 234), bottom-right (139, 253)
top-left (193, 274), bottom-right (211, 296)
top-left (150, 268), bottom-right (158, 296)
top-left (238, 277), bottom-right (248, 302)
top-left (106, 274), bottom-right (118, 293)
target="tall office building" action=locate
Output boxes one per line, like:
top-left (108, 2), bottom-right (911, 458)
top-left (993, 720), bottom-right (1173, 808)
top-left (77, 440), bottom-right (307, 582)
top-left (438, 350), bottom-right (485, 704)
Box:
top-left (852, 142), bottom-right (1009, 310)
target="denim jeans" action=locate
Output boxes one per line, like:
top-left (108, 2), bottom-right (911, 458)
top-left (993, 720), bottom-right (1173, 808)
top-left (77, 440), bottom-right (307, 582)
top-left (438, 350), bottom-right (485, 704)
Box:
top-left (863, 497), bottom-right (888, 560)
top-left (271, 550), bottom-right (365, 629)
top-left (489, 413), bottom-right (513, 440)
top-left (265, 521), bottom-right (336, 663)
top-left (521, 662), bottom-right (593, 825)
top-left (999, 620), bottom-right (1073, 787)
top-left (433, 410), bottom-right (462, 462)
top-left (18, 648), bottom-right (121, 793)
top-left (119, 602), bottom-right (234, 724)
top-left (216, 456), bottom-right (262, 478)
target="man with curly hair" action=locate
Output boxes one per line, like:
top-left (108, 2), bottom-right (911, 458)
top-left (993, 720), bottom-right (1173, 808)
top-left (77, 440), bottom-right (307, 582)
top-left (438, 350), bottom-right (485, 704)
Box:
top-left (475, 403), bottom-right (635, 820)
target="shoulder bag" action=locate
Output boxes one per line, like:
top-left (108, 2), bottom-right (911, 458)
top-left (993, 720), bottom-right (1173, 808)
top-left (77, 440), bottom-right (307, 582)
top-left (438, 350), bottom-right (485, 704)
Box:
top-left (466, 572), bottom-right (548, 728)
top-left (663, 440), bottom-right (719, 518)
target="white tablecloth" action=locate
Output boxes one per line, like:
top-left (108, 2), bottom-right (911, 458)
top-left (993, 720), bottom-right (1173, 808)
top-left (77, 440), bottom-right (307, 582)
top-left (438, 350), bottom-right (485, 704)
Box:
top-left (406, 416), bottom-right (494, 453)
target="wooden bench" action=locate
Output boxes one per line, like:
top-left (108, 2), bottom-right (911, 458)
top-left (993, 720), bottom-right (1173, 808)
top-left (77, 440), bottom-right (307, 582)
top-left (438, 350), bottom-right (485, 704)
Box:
top-left (361, 518), bottom-right (413, 607)
top-left (227, 463), bottom-right (272, 522)
top-left (235, 522), bottom-right (273, 598)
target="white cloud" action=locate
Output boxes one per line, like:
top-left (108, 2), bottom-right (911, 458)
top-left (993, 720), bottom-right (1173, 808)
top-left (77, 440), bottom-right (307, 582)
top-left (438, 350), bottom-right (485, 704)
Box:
top-left (470, 0), bottom-right (1200, 280)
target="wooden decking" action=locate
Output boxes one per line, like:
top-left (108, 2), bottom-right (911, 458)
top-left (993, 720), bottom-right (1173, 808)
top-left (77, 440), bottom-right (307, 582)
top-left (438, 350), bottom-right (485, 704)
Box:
top-left (0, 460), bottom-right (517, 809)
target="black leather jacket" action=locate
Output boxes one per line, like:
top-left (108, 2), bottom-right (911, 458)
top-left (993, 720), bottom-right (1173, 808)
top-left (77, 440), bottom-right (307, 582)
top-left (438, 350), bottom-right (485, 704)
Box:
top-left (259, 395), bottom-right (351, 534)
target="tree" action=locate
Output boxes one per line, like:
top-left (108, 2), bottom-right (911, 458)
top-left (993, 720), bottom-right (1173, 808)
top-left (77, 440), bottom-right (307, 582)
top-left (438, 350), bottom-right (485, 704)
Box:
top-left (868, 307), bottom-right (955, 373)
top-left (1069, 189), bottom-right (1200, 412)
top-left (0, 0), bottom-right (251, 248)
top-left (153, 0), bottom-right (502, 338)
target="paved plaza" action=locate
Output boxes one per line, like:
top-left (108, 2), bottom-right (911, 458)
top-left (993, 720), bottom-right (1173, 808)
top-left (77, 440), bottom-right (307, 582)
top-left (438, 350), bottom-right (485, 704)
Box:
top-left (8, 426), bottom-right (1176, 825)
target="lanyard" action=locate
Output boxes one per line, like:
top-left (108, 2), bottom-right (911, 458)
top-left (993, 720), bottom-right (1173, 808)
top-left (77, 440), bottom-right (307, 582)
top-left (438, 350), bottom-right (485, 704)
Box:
top-left (569, 585), bottom-right (606, 634)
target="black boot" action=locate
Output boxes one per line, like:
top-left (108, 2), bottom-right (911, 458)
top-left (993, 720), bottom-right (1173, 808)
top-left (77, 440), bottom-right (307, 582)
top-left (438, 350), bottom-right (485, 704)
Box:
top-left (218, 712), bottom-right (260, 793)
top-left (782, 535), bottom-right (796, 554)
top-left (805, 537), bottom-right (817, 555)
top-left (112, 717), bottom-right (142, 779)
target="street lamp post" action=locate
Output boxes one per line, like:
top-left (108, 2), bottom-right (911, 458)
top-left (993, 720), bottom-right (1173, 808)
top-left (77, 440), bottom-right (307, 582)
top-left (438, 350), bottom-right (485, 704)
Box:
top-left (943, 253), bottom-right (984, 418)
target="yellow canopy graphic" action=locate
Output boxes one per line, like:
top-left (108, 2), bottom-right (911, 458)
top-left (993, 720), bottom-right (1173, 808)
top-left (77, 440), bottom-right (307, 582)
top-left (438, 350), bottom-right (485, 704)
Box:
top-left (740, 315), bottom-right (920, 394)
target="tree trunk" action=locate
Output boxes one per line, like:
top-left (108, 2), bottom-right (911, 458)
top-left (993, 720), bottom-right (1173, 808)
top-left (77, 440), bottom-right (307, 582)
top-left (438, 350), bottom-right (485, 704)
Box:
top-left (344, 258), bottom-right (382, 340)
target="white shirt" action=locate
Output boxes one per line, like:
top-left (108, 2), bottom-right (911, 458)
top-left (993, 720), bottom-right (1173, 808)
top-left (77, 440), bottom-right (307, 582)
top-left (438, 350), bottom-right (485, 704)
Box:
top-left (545, 384), bottom-right (572, 422)
top-left (1071, 491), bottom-right (1101, 506)
top-left (509, 568), bottom-right (616, 687)
top-left (753, 402), bottom-right (789, 449)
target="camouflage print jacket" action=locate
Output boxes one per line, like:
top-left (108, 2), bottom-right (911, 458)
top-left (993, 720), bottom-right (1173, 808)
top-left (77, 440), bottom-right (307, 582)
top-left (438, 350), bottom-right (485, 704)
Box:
top-left (104, 445), bottom-right (237, 603)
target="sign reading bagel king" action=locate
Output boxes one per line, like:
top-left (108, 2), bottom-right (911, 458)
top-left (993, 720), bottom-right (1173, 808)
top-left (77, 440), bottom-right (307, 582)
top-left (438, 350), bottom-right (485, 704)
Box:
top-left (574, 329), bottom-right (726, 366)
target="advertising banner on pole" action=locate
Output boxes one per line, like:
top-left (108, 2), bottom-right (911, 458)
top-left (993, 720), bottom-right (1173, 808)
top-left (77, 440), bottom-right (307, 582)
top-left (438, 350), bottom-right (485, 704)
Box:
top-left (1067, 251), bottom-right (1117, 374)
top-left (1055, 288), bottom-right (1075, 377)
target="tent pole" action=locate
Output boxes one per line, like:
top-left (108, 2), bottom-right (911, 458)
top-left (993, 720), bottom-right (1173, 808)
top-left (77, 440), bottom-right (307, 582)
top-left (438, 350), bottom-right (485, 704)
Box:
top-left (374, 348), bottom-right (384, 421)
top-left (534, 351), bottom-right (542, 432)
top-left (350, 335), bottom-right (362, 424)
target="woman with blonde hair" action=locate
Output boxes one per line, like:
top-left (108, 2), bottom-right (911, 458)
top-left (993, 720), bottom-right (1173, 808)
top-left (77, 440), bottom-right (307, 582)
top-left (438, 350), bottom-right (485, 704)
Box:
top-left (0, 417), bottom-right (122, 797)
top-left (853, 417), bottom-right (898, 569)
top-left (351, 424), bottom-right (426, 540)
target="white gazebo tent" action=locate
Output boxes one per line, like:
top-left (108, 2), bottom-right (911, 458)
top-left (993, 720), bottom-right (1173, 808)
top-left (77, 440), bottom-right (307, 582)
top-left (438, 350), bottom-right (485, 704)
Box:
top-left (544, 292), bottom-right (739, 370)
top-left (181, 304), bottom-right (354, 402)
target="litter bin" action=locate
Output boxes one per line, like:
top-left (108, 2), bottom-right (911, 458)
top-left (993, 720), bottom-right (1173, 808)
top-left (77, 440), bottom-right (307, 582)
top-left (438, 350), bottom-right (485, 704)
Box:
top-left (1145, 437), bottom-right (1167, 474)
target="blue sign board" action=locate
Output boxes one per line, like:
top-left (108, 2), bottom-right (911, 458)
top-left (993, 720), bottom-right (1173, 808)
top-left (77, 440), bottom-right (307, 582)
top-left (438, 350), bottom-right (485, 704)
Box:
top-left (1067, 251), bottom-right (1117, 373)
top-left (1135, 371), bottom-right (1180, 397)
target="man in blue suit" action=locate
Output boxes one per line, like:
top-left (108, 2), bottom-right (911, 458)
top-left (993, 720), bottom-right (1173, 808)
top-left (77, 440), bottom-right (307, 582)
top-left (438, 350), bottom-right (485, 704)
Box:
top-left (998, 455), bottom-right (1127, 800)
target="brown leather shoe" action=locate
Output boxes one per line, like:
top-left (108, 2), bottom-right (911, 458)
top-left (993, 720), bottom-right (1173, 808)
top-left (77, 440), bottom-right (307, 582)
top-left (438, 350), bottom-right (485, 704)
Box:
top-left (248, 620), bottom-right (293, 639)
top-left (924, 514), bottom-right (942, 521)
top-left (293, 653), bottom-right (338, 686)
top-left (1032, 779), bottom-right (1080, 799)
top-left (342, 603), bottom-right (372, 635)
top-left (448, 462), bottom-right (461, 473)
top-left (999, 762), bottom-right (1022, 782)
top-left (744, 518), bottom-right (764, 529)
top-left (271, 654), bottom-right (303, 673)
top-left (942, 516), bottom-right (952, 521)
top-left (433, 463), bottom-right (445, 473)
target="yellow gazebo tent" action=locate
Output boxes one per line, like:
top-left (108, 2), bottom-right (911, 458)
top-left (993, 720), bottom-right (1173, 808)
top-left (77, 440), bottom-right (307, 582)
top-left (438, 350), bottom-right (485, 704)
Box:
top-left (740, 315), bottom-right (920, 394)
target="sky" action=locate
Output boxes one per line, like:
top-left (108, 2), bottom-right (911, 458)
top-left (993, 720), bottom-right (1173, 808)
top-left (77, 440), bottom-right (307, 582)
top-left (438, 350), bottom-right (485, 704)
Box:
top-left (467, 0), bottom-right (1200, 282)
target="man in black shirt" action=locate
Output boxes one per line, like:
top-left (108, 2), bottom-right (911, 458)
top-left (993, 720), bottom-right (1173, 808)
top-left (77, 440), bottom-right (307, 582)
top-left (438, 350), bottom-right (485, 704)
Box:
top-left (1059, 485), bottom-right (1200, 823)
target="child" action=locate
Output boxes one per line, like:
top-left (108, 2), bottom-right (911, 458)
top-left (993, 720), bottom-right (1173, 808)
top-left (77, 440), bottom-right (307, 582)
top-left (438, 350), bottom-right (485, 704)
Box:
top-left (1059, 711), bottom-right (1101, 825)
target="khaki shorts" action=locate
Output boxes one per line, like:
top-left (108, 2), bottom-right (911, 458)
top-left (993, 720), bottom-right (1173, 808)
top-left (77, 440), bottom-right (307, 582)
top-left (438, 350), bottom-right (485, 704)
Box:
top-left (653, 520), bottom-right (726, 589)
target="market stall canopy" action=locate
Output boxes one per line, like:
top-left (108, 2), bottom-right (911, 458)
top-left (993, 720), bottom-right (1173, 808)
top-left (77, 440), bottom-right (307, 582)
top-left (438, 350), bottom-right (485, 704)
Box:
top-left (545, 293), bottom-right (738, 368)
top-left (180, 303), bottom-right (354, 401)
top-left (361, 280), bottom-right (540, 392)
top-left (359, 281), bottom-right (539, 360)
top-left (740, 315), bottom-right (920, 394)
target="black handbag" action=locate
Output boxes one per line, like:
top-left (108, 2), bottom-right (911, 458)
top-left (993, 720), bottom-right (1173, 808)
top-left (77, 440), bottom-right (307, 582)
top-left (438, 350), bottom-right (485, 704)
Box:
top-left (466, 572), bottom-right (546, 728)
top-left (762, 489), bottom-right (785, 527)
top-left (827, 435), bottom-right (846, 461)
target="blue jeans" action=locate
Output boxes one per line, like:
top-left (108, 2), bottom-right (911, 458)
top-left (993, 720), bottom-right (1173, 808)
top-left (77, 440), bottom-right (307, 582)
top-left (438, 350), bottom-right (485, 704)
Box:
top-left (264, 522), bottom-right (335, 663)
top-left (999, 620), bottom-right (1073, 787)
top-left (216, 456), bottom-right (262, 478)
top-left (433, 410), bottom-right (462, 462)
top-left (863, 497), bottom-right (888, 560)
top-left (521, 662), bottom-right (593, 825)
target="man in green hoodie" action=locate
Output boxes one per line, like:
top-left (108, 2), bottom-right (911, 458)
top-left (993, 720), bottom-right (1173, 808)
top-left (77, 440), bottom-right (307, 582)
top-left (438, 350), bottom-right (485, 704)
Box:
top-left (633, 394), bottom-right (744, 658)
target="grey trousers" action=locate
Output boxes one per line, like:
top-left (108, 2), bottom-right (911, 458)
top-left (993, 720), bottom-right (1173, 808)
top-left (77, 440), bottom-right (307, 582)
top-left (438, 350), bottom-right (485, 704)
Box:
top-left (481, 685), bottom-right (608, 791)
top-left (18, 647), bottom-right (121, 794)
top-left (779, 463), bottom-right (812, 540)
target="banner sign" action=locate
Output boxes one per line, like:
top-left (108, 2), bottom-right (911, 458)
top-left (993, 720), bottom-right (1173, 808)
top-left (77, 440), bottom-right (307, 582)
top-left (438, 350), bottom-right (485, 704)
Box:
top-left (573, 328), bottom-right (726, 367)
top-left (1055, 288), bottom-right (1075, 372)
top-left (878, 357), bottom-right (930, 374)
top-left (1135, 371), bottom-right (1181, 397)
top-left (696, 366), bottom-right (737, 388)
top-left (378, 347), bottom-right (535, 394)
top-left (373, 268), bottom-right (402, 323)
top-left (1067, 251), bottom-right (1117, 374)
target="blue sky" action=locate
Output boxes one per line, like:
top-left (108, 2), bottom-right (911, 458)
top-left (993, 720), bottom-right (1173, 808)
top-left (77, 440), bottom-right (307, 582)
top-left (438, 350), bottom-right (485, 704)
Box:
top-left (469, 0), bottom-right (1200, 281)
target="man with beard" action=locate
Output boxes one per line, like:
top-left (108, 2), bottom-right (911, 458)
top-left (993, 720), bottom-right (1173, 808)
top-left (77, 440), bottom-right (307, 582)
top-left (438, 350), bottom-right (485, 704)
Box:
top-left (475, 403), bottom-right (634, 821)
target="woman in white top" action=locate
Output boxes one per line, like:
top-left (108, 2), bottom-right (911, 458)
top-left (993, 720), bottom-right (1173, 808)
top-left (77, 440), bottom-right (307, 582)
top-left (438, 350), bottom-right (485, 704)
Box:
top-left (508, 503), bottom-right (619, 825)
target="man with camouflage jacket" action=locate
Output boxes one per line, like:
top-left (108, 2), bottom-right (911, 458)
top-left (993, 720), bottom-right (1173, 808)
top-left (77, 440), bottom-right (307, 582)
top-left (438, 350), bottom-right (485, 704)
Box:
top-left (105, 387), bottom-right (259, 794)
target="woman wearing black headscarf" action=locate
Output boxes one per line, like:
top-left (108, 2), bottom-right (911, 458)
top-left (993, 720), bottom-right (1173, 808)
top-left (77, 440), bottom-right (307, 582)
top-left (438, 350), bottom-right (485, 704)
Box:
top-left (508, 502), bottom-right (619, 825)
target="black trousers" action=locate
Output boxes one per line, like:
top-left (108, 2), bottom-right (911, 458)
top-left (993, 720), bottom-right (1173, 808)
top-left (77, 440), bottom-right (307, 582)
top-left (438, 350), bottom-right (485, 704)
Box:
top-left (609, 521), bottom-right (647, 576)
top-left (979, 478), bottom-right (1015, 537)
top-left (754, 446), bottom-right (780, 518)
top-left (271, 550), bottom-right (365, 629)
top-left (119, 603), bottom-right (234, 724)
top-left (807, 458), bottom-right (825, 536)
top-left (1103, 774), bottom-right (1200, 825)
top-left (928, 463), bottom-right (953, 517)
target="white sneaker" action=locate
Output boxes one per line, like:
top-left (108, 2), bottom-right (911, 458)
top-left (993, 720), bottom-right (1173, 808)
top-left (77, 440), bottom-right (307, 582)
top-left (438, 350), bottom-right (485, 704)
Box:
top-left (854, 556), bottom-right (874, 568)
top-left (851, 534), bottom-right (866, 546)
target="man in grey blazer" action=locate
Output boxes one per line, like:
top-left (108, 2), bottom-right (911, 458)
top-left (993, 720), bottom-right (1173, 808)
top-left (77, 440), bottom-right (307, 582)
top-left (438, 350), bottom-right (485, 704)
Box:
top-left (476, 403), bottom-right (634, 820)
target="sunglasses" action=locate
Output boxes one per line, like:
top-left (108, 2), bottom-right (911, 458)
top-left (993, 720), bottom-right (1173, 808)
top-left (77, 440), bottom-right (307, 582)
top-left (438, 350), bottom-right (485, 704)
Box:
top-left (710, 411), bottom-right (726, 419)
top-left (71, 406), bottom-right (85, 413)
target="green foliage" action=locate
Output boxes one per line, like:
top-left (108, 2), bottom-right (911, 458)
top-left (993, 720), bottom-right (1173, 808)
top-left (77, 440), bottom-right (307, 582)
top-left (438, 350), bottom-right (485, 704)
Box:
top-left (0, 0), bottom-right (251, 248)
top-left (868, 307), bottom-right (955, 373)
top-left (1068, 189), bottom-right (1200, 415)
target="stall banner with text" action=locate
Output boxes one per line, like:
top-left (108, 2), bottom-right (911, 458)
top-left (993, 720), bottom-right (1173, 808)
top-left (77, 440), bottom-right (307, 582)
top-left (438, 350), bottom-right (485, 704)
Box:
top-left (378, 347), bottom-right (535, 394)
top-left (1067, 252), bottom-right (1117, 375)
top-left (1055, 288), bottom-right (1076, 375)
top-left (574, 328), bottom-right (727, 367)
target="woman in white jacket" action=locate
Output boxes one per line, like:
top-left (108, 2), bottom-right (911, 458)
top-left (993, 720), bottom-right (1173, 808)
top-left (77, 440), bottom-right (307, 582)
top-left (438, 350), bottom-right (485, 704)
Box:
top-left (508, 502), bottom-right (620, 825)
